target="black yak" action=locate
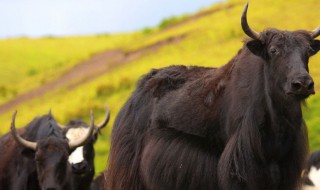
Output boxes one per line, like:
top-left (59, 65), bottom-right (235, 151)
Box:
top-left (64, 106), bottom-right (110, 190)
top-left (104, 3), bottom-right (320, 190)
top-left (0, 111), bottom-right (94, 190)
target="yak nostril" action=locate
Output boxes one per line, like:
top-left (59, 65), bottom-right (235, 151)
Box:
top-left (308, 81), bottom-right (314, 90)
top-left (291, 81), bottom-right (302, 91)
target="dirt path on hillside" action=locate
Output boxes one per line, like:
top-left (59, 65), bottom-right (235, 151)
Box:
top-left (162, 3), bottom-right (238, 32)
top-left (0, 34), bottom-right (186, 114)
top-left (0, 3), bottom-right (238, 114)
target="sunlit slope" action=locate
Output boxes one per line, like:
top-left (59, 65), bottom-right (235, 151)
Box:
top-left (0, 34), bottom-right (145, 104)
top-left (1, 0), bottom-right (320, 174)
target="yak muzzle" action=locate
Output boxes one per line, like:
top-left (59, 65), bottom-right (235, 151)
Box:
top-left (287, 75), bottom-right (315, 97)
top-left (71, 161), bottom-right (88, 174)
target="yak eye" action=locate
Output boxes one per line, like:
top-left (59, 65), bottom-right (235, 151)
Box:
top-left (269, 47), bottom-right (279, 55)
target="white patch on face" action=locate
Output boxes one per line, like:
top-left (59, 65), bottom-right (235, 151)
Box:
top-left (66, 127), bottom-right (90, 164)
top-left (69, 146), bottom-right (84, 164)
top-left (308, 166), bottom-right (320, 188)
top-left (302, 185), bottom-right (318, 190)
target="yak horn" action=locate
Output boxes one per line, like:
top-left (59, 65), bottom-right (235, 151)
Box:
top-left (68, 110), bottom-right (95, 149)
top-left (241, 2), bottom-right (260, 40)
top-left (95, 105), bottom-right (110, 132)
top-left (311, 26), bottom-right (320, 39)
top-left (11, 111), bottom-right (37, 150)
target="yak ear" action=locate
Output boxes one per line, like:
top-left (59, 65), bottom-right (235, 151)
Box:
top-left (246, 40), bottom-right (267, 58)
top-left (310, 40), bottom-right (320, 56)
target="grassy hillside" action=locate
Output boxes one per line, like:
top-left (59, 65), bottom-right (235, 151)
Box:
top-left (0, 33), bottom-right (147, 104)
top-left (1, 0), bottom-right (320, 174)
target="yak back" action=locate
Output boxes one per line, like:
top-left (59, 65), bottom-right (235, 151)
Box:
top-left (107, 65), bottom-right (225, 189)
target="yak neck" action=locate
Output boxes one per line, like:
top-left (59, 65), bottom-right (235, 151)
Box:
top-left (225, 47), bottom-right (304, 159)
top-left (218, 46), bottom-right (308, 190)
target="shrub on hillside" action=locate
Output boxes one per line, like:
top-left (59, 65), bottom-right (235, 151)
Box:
top-left (96, 77), bottom-right (134, 98)
top-left (0, 85), bottom-right (17, 98)
top-left (96, 84), bottom-right (116, 97)
top-left (158, 14), bottom-right (189, 29)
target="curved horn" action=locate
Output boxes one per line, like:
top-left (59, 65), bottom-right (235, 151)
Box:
top-left (68, 110), bottom-right (95, 150)
top-left (311, 26), bottom-right (320, 39)
top-left (241, 2), bottom-right (260, 40)
top-left (10, 111), bottom-right (37, 150)
top-left (96, 105), bottom-right (110, 131)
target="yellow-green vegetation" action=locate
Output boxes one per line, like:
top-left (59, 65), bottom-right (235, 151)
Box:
top-left (1, 0), bottom-right (320, 175)
top-left (0, 33), bottom-right (145, 104)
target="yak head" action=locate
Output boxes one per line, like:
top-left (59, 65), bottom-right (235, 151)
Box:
top-left (11, 111), bottom-right (95, 190)
top-left (242, 3), bottom-right (320, 100)
top-left (65, 106), bottom-right (110, 176)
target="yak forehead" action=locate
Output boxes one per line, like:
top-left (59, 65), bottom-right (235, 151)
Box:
top-left (66, 127), bottom-right (90, 164)
top-left (66, 127), bottom-right (90, 142)
top-left (261, 29), bottom-right (311, 50)
top-left (35, 138), bottom-right (69, 177)
top-left (36, 137), bottom-right (69, 157)
top-left (308, 166), bottom-right (320, 187)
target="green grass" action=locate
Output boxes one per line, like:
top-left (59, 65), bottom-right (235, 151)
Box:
top-left (1, 0), bottom-right (320, 175)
